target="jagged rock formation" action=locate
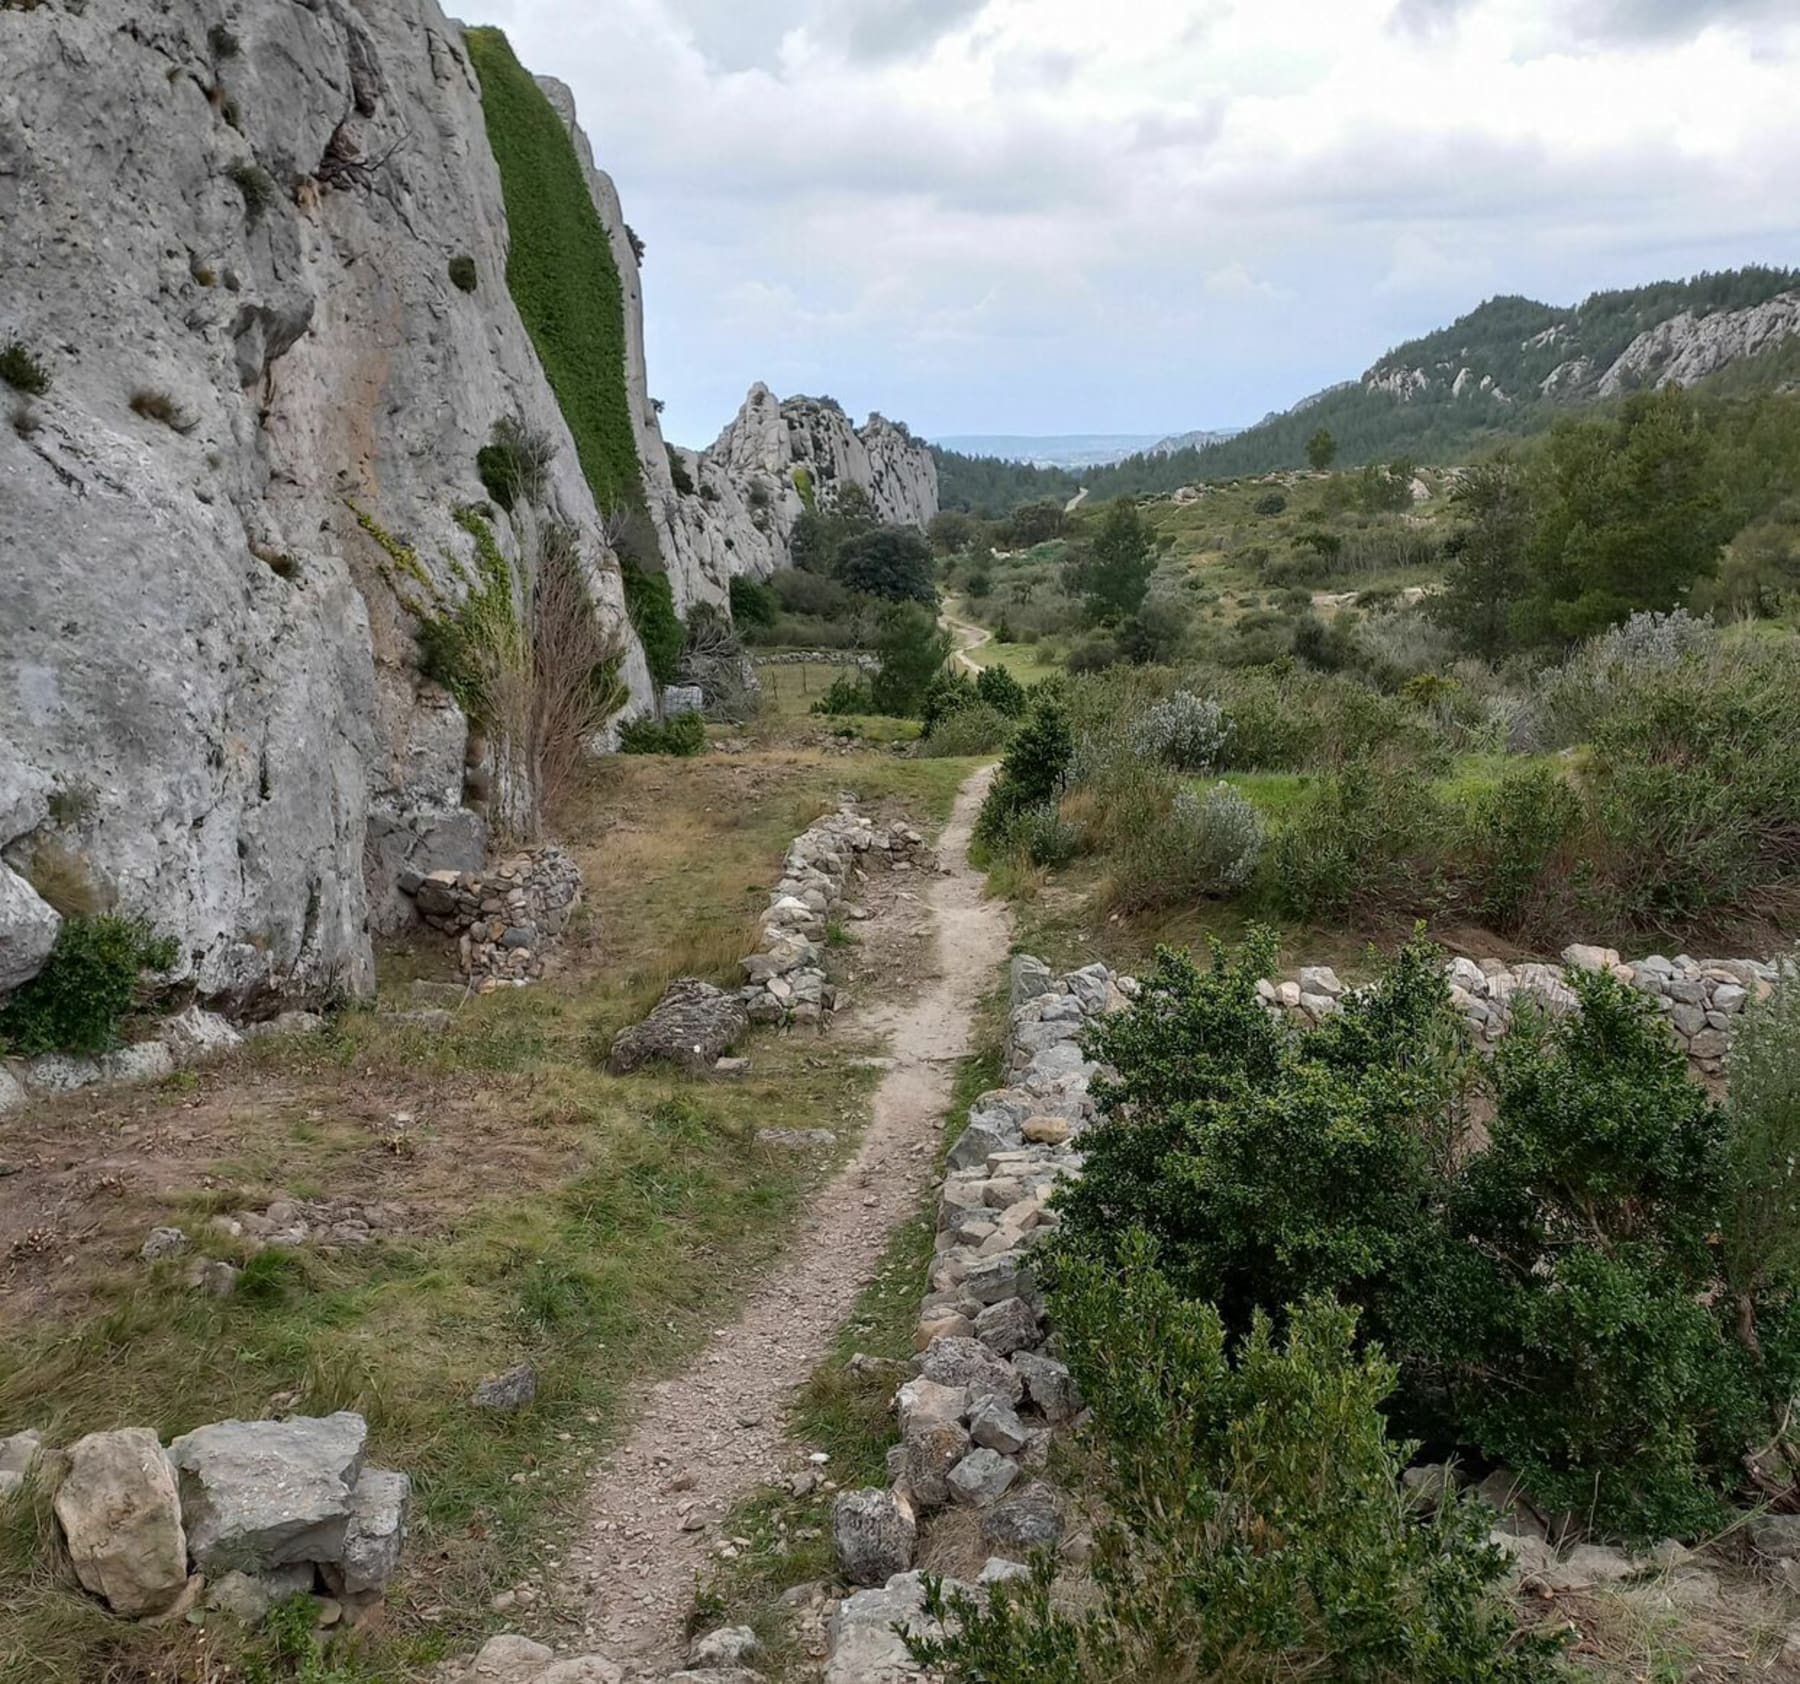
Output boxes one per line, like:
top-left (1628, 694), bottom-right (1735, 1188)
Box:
top-left (0, 2), bottom-right (938, 1022)
top-left (1592, 293), bottom-right (1800, 397)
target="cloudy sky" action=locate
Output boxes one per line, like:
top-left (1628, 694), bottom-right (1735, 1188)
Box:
top-left (465, 0), bottom-right (1800, 446)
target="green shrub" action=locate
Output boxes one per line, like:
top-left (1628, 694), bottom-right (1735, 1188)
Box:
top-left (1129, 689), bottom-right (1231, 771)
top-left (464, 28), bottom-right (644, 514)
top-left (1065, 634), bottom-right (1118, 673)
top-left (727, 574), bottom-right (775, 628)
top-left (448, 254), bottom-right (479, 292)
top-left (974, 663), bottom-right (1027, 717)
top-left (869, 601), bottom-right (952, 717)
top-left (226, 159), bottom-right (277, 223)
top-left (921, 701), bottom-right (1014, 757)
top-left (976, 690), bottom-right (1074, 843)
top-left (0, 338), bottom-right (50, 395)
top-left (416, 507), bottom-right (522, 728)
top-left (911, 1243), bottom-right (1562, 1684)
top-left (476, 415), bottom-right (554, 513)
top-left (810, 673), bottom-right (874, 715)
top-left (666, 444), bottom-right (695, 495)
top-left (1442, 973), bottom-right (1769, 1538)
top-left (1723, 975), bottom-right (1800, 1334)
top-left (1458, 764), bottom-right (1581, 932)
top-left (0, 916), bottom-right (179, 1057)
top-left (621, 562), bottom-right (683, 687)
top-left (1253, 489), bottom-right (1288, 516)
top-left (993, 802), bottom-right (1079, 867)
top-left (1267, 764), bottom-right (1449, 921)
top-left (1111, 781), bottom-right (1265, 911)
top-left (919, 668), bottom-right (976, 732)
top-left (617, 710), bottom-right (704, 756)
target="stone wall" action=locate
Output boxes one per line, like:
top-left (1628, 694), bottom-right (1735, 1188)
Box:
top-left (399, 845), bottom-right (582, 986)
top-left (741, 798), bottom-right (928, 1026)
top-left (1261, 943), bottom-right (1786, 1078)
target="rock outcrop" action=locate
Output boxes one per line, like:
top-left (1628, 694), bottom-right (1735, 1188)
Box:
top-left (1593, 293), bottom-right (1800, 397)
top-left (0, 0), bottom-right (653, 1013)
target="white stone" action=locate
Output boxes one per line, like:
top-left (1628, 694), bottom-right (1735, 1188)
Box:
top-left (54, 1428), bottom-right (189, 1617)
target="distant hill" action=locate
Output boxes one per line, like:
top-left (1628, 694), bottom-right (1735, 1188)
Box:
top-left (1148, 427), bottom-right (1241, 455)
top-left (1078, 267), bottom-right (1800, 497)
top-left (933, 433), bottom-right (1167, 469)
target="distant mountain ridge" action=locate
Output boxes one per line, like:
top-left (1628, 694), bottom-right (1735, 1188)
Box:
top-left (1075, 266), bottom-right (1800, 495)
top-left (933, 433), bottom-right (1167, 469)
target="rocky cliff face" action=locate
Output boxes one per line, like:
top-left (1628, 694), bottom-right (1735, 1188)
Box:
top-left (1592, 294), bottom-right (1800, 398)
top-left (0, 0), bottom-right (656, 1009)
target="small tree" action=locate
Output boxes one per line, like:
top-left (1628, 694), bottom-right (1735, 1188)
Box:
top-left (869, 601), bottom-right (952, 715)
top-left (1435, 456), bottom-right (1533, 656)
top-left (1306, 427), bottom-right (1338, 471)
top-left (976, 688), bottom-right (1073, 840)
top-left (927, 510), bottom-right (982, 555)
top-left (1068, 500), bottom-right (1157, 624)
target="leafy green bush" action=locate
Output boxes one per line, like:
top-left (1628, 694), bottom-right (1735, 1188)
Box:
top-left (834, 526), bottom-right (937, 604)
top-left (810, 673), bottom-right (874, 715)
top-left (665, 444), bottom-right (695, 495)
top-left (1129, 689), bottom-right (1231, 772)
top-left (911, 1242), bottom-right (1562, 1684)
top-left (921, 701), bottom-right (1013, 757)
top-left (974, 662), bottom-right (1027, 717)
top-left (0, 916), bottom-right (179, 1057)
top-left (727, 574), bottom-right (775, 628)
top-left (1723, 975), bottom-right (1800, 1341)
top-left (0, 338), bottom-right (50, 395)
top-left (1111, 781), bottom-right (1265, 911)
top-left (919, 668), bottom-right (977, 733)
top-left (976, 689), bottom-right (1073, 843)
top-left (1267, 765), bottom-right (1449, 921)
top-left (1253, 489), bottom-right (1288, 516)
top-left (448, 254), bottom-right (479, 293)
top-left (475, 416), bottom-right (554, 513)
top-left (1060, 932), bottom-right (1800, 1541)
top-left (621, 562), bottom-right (684, 687)
top-left (1458, 764), bottom-right (1581, 932)
top-left (416, 507), bottom-right (522, 728)
top-left (464, 28), bottom-right (644, 515)
top-left (617, 710), bottom-right (704, 756)
top-left (869, 602), bottom-right (952, 717)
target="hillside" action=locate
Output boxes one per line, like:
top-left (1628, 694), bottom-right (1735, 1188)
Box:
top-left (939, 269), bottom-right (1800, 510)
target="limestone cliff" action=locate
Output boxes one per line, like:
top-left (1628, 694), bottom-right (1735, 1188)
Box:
top-left (0, 0), bottom-right (656, 1009)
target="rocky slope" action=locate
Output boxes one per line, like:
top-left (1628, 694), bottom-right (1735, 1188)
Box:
top-left (0, 1), bottom-right (935, 1021)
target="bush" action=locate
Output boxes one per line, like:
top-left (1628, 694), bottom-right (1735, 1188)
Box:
top-left (1252, 489), bottom-right (1288, 516)
top-left (617, 710), bottom-right (704, 756)
top-left (1267, 765), bottom-right (1449, 921)
top-left (920, 702), bottom-right (1014, 757)
top-left (475, 415), bottom-right (556, 513)
top-left (1128, 690), bottom-right (1231, 772)
top-left (919, 668), bottom-right (977, 733)
top-left (1065, 634), bottom-right (1119, 673)
top-left (976, 690), bottom-right (1074, 843)
top-left (0, 915), bottom-right (179, 1057)
top-left (621, 562), bottom-right (684, 687)
top-left (1458, 764), bottom-right (1582, 932)
top-left (448, 254), bottom-right (479, 292)
top-left (974, 663), bottom-right (1027, 717)
top-left (726, 574), bottom-right (775, 629)
top-left (834, 526), bottom-right (937, 604)
top-left (869, 602), bottom-right (952, 717)
top-left (665, 444), bottom-right (694, 495)
top-left (809, 673), bottom-right (874, 716)
top-left (129, 388), bottom-right (195, 433)
top-left (226, 159), bottom-right (277, 223)
top-left (995, 802), bottom-right (1079, 867)
top-left (0, 338), bottom-right (50, 395)
top-left (911, 1243), bottom-right (1561, 1684)
top-left (1112, 782), bottom-right (1265, 911)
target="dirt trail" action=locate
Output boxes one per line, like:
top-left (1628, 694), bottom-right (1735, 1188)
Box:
top-left (941, 601), bottom-right (992, 675)
top-left (567, 764), bottom-right (1009, 1665)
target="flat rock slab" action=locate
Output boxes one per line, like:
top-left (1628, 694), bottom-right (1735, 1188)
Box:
top-left (607, 977), bottom-right (748, 1075)
top-left (168, 1411), bottom-right (367, 1572)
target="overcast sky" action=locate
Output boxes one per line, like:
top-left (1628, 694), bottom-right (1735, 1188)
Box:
top-left (464, 0), bottom-right (1800, 446)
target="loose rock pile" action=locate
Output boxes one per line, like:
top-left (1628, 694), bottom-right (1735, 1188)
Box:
top-left (1258, 944), bottom-right (1788, 1077)
top-left (3, 1411), bottom-right (406, 1627)
top-left (740, 798), bottom-right (928, 1028)
top-left (401, 845), bottom-right (582, 987)
top-left (821, 953), bottom-right (1123, 1679)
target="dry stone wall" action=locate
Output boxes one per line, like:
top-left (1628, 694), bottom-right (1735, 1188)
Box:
top-left (400, 845), bottom-right (583, 987)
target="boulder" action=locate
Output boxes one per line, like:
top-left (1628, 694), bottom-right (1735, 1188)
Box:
top-left (688, 1625), bottom-right (761, 1667)
top-left (207, 1564), bottom-right (317, 1623)
top-left (0, 1428), bottom-right (44, 1499)
top-left (141, 1226), bottom-right (189, 1262)
top-left (832, 1486), bottom-right (916, 1586)
top-left (1009, 954), bottom-right (1055, 1010)
top-left (973, 1296), bottom-right (1040, 1357)
top-left (0, 863), bottom-right (60, 993)
top-left (983, 1480), bottom-right (1062, 1554)
top-left (162, 1003), bottom-right (244, 1062)
top-left (54, 1428), bottom-right (190, 1616)
top-left (947, 1446), bottom-right (1019, 1507)
top-left (168, 1411), bottom-right (366, 1573)
top-left (824, 1570), bottom-right (962, 1684)
top-left (899, 1419), bottom-right (970, 1509)
top-left (969, 1399), bottom-right (1030, 1456)
top-left (607, 978), bottom-right (748, 1075)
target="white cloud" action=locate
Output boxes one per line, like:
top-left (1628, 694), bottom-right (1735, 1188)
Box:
top-left (465, 0), bottom-right (1800, 438)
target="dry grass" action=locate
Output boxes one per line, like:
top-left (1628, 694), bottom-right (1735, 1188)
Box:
top-left (0, 744), bottom-right (971, 1684)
